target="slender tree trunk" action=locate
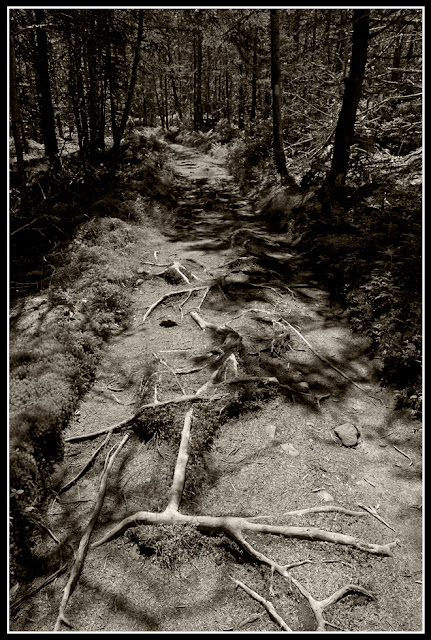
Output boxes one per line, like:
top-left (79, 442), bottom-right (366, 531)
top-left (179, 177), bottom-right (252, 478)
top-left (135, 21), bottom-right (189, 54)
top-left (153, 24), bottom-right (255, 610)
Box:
top-left (238, 63), bottom-right (245, 130)
top-left (391, 34), bottom-right (403, 82)
top-left (225, 70), bottom-right (230, 122)
top-left (193, 26), bottom-right (203, 131)
top-left (153, 75), bottom-right (164, 127)
top-left (270, 10), bottom-right (289, 181)
top-left (167, 42), bottom-right (181, 119)
top-left (324, 9), bottom-right (370, 196)
top-left (65, 17), bottom-right (88, 156)
top-left (164, 74), bottom-right (169, 129)
top-left (33, 9), bottom-right (60, 171)
top-left (113, 10), bottom-right (144, 155)
top-left (86, 12), bottom-right (104, 163)
top-left (250, 31), bottom-right (258, 124)
top-left (107, 39), bottom-right (118, 146)
top-left (10, 31), bottom-right (27, 199)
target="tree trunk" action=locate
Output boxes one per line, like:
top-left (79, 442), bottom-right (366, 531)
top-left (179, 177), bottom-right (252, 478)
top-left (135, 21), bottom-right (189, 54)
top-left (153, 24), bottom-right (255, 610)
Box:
top-left (86, 12), bottom-right (104, 163)
top-left (167, 41), bottom-right (181, 119)
top-left (33, 9), bottom-right (60, 171)
top-left (324, 9), bottom-right (370, 196)
top-left (250, 31), bottom-right (258, 124)
top-left (193, 26), bottom-right (203, 132)
top-left (270, 10), bottom-right (289, 181)
top-left (65, 16), bottom-right (88, 156)
top-left (237, 63), bottom-right (245, 130)
top-left (113, 10), bottom-right (144, 155)
top-left (225, 71), bottom-right (230, 122)
top-left (10, 31), bottom-right (27, 199)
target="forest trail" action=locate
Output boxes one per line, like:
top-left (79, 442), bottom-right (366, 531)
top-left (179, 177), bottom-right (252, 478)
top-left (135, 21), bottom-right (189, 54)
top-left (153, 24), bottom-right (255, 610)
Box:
top-left (13, 141), bottom-right (422, 632)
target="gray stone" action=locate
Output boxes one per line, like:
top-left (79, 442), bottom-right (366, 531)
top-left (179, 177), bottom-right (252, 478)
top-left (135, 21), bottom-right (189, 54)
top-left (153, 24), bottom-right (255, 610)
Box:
top-left (334, 422), bottom-right (360, 447)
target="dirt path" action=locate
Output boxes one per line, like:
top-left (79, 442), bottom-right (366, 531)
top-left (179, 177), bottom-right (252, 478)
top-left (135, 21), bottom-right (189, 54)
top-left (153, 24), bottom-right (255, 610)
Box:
top-left (12, 142), bottom-right (422, 632)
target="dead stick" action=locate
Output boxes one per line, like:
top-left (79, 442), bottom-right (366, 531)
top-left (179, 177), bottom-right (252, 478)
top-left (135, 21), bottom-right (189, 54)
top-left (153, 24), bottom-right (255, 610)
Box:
top-left (393, 445), bottom-right (413, 466)
top-left (152, 352), bottom-right (186, 395)
top-left (54, 434), bottom-right (129, 631)
top-left (11, 564), bottom-right (68, 615)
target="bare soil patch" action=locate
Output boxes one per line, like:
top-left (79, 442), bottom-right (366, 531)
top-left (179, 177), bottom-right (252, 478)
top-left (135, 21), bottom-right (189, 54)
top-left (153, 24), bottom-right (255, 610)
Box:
top-left (10, 142), bottom-right (422, 632)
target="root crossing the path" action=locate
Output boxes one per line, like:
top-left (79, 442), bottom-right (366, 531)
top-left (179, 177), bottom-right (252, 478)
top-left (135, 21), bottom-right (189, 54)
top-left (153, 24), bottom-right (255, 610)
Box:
top-left (17, 139), bottom-right (420, 634)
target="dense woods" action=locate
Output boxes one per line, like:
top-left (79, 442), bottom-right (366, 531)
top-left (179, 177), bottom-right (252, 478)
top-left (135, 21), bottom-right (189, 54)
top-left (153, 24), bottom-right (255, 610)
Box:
top-left (9, 8), bottom-right (422, 630)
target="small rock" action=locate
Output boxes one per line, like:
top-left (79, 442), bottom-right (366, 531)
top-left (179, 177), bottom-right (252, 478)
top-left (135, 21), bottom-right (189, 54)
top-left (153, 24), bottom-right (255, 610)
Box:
top-left (293, 381), bottom-right (310, 393)
top-left (317, 490), bottom-right (333, 502)
top-left (265, 423), bottom-right (277, 439)
top-left (333, 422), bottom-right (361, 447)
top-left (135, 279), bottom-right (144, 286)
top-left (280, 443), bottom-right (300, 457)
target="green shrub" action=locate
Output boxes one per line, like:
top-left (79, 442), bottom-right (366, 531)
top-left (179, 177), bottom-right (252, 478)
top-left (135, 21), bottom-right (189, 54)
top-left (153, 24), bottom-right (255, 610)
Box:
top-left (9, 449), bottom-right (41, 579)
top-left (10, 404), bottom-right (64, 481)
top-left (226, 124), bottom-right (275, 193)
top-left (346, 269), bottom-right (421, 418)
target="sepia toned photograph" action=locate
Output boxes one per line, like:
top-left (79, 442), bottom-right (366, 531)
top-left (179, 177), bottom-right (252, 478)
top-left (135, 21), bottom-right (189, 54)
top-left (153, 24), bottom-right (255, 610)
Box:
top-left (9, 6), bottom-right (422, 632)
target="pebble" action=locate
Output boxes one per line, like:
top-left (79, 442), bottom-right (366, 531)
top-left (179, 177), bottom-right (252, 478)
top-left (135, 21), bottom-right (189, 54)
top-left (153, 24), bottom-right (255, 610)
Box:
top-left (280, 443), bottom-right (300, 457)
top-left (317, 490), bottom-right (334, 502)
top-left (333, 422), bottom-right (361, 447)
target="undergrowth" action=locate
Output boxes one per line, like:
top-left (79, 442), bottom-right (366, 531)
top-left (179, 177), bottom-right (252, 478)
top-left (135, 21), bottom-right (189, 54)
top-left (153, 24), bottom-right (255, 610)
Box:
top-left (224, 129), bottom-right (422, 419)
top-left (9, 130), bottom-right (172, 582)
top-left (294, 166), bottom-right (422, 418)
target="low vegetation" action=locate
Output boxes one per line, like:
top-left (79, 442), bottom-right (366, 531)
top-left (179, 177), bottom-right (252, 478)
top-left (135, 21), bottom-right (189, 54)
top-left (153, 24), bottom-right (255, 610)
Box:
top-left (9, 132), bottom-right (173, 580)
top-left (225, 127), bottom-right (422, 420)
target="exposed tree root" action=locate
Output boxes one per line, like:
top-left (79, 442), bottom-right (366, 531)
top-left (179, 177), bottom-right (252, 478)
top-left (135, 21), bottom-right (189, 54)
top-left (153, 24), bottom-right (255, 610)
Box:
top-left (142, 285), bottom-right (210, 323)
top-left (231, 577), bottom-right (293, 631)
top-left (59, 273), bottom-right (397, 631)
top-left (289, 579), bottom-right (374, 632)
top-left (281, 318), bottom-right (384, 404)
top-left (11, 564), bottom-right (69, 617)
top-left (54, 434), bottom-right (129, 631)
top-left (58, 433), bottom-right (112, 494)
top-left (87, 399), bottom-right (396, 631)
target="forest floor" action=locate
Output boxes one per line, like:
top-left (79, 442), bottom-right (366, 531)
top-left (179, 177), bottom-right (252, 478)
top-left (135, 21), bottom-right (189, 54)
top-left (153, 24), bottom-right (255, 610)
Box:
top-left (10, 139), bottom-right (422, 632)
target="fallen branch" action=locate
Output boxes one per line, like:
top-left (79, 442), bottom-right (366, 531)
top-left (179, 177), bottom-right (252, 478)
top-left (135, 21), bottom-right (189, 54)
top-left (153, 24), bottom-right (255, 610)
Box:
top-left (54, 434), bottom-right (129, 631)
